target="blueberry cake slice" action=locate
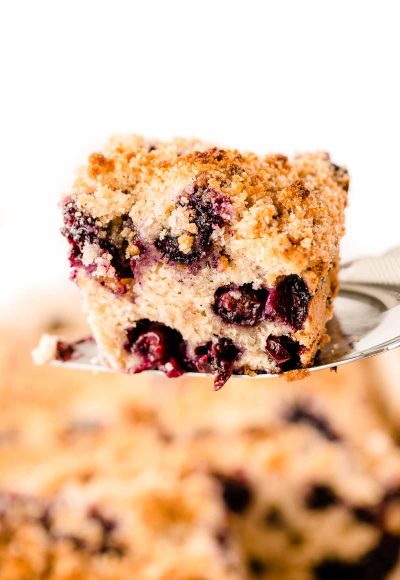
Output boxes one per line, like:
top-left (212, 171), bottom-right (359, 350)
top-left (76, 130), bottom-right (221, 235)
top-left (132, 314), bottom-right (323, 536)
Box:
top-left (61, 135), bottom-right (348, 387)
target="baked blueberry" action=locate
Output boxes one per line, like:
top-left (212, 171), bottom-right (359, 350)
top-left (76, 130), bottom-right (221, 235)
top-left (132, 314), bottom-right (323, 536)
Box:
top-left (213, 284), bottom-right (268, 326)
top-left (266, 275), bottom-right (311, 330)
top-left (125, 320), bottom-right (187, 378)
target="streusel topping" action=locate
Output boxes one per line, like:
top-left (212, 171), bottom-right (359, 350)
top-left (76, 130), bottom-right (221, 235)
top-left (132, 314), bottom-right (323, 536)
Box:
top-left (70, 136), bottom-right (348, 283)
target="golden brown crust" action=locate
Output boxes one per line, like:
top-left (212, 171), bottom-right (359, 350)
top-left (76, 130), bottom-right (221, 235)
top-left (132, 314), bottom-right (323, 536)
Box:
top-left (71, 136), bottom-right (348, 284)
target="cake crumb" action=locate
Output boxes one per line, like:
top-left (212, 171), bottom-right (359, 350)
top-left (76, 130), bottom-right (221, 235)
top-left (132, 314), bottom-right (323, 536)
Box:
top-left (32, 334), bottom-right (59, 365)
top-left (217, 255), bottom-right (229, 272)
top-left (178, 233), bottom-right (194, 254)
top-left (283, 369), bottom-right (311, 382)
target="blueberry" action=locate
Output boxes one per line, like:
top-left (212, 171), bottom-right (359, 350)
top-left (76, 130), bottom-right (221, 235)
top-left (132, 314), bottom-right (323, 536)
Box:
top-left (266, 275), bottom-right (311, 330)
top-left (305, 484), bottom-right (338, 510)
top-left (285, 403), bottom-right (340, 442)
top-left (247, 557), bottom-right (267, 576)
top-left (194, 338), bottom-right (242, 389)
top-left (265, 335), bottom-right (300, 369)
top-left (352, 506), bottom-right (378, 526)
top-left (55, 340), bottom-right (76, 362)
top-left (103, 215), bottom-right (139, 278)
top-left (213, 284), bottom-right (268, 326)
top-left (313, 534), bottom-right (400, 580)
top-left (125, 319), bottom-right (186, 378)
top-left (219, 475), bottom-right (253, 514)
top-left (155, 185), bottom-right (230, 265)
top-left (154, 233), bottom-right (195, 264)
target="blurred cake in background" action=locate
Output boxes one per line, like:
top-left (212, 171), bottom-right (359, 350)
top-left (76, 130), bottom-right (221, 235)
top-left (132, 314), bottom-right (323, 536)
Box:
top-left (1, 291), bottom-right (400, 579)
top-left (369, 350), bottom-right (400, 436)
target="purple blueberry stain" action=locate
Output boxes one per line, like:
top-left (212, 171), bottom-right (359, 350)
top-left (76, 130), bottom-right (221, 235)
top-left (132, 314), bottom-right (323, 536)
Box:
top-left (55, 340), bottom-right (76, 362)
top-left (62, 199), bottom-right (101, 272)
top-left (265, 274), bottom-right (311, 330)
top-left (54, 336), bottom-right (94, 363)
top-left (215, 529), bottom-right (230, 549)
top-left (62, 200), bottom-right (140, 282)
top-left (103, 216), bottom-right (139, 279)
top-left (285, 403), bottom-right (341, 442)
top-left (213, 284), bottom-right (268, 326)
top-left (194, 337), bottom-right (242, 390)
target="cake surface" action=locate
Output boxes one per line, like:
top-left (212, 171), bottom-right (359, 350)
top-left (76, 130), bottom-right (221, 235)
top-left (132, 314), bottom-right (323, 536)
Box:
top-left (2, 301), bottom-right (400, 579)
top-left (62, 135), bottom-right (348, 386)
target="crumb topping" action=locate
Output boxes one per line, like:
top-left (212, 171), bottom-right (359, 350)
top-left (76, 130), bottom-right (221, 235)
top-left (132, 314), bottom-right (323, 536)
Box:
top-left (69, 136), bottom-right (348, 283)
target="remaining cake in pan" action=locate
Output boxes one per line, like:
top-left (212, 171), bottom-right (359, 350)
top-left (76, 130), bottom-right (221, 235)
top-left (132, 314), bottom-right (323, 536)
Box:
top-left (368, 350), bottom-right (400, 433)
top-left (2, 311), bottom-right (400, 579)
top-left (0, 317), bottom-right (245, 580)
top-left (0, 472), bottom-right (244, 580)
top-left (61, 136), bottom-right (348, 388)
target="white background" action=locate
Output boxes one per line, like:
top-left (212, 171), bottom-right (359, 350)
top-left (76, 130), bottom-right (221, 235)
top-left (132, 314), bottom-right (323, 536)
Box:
top-left (1, 0), bottom-right (399, 307)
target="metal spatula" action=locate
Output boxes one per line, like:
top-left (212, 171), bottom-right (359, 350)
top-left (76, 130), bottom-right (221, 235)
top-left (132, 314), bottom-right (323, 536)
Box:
top-left (34, 248), bottom-right (400, 379)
